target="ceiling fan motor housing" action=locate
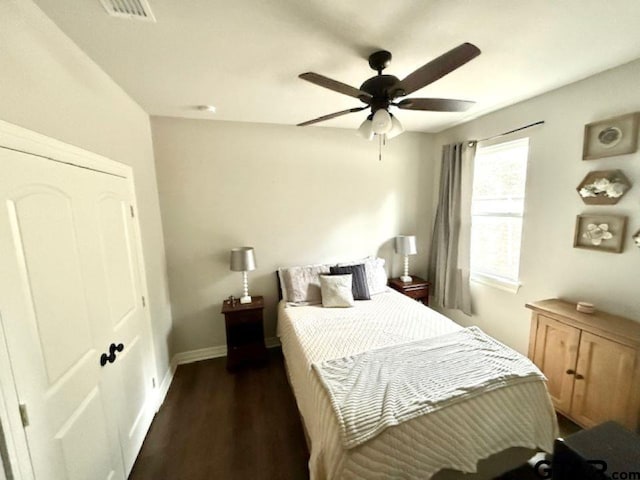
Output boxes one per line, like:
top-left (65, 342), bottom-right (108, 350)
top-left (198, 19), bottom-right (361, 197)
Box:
top-left (368, 50), bottom-right (392, 73)
top-left (360, 75), bottom-right (403, 110)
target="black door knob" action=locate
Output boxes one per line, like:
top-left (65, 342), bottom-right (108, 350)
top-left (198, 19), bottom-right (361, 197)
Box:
top-left (100, 343), bottom-right (124, 367)
top-left (100, 352), bottom-right (116, 367)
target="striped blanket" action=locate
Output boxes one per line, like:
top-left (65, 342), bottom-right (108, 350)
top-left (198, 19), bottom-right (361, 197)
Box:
top-left (313, 326), bottom-right (545, 449)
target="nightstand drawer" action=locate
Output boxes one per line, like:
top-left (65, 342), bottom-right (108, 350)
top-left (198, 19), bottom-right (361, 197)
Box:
top-left (404, 287), bottom-right (428, 300)
top-left (225, 309), bottom-right (262, 325)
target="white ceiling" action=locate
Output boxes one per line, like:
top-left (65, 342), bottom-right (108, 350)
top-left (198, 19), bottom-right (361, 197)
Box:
top-left (34, 0), bottom-right (640, 133)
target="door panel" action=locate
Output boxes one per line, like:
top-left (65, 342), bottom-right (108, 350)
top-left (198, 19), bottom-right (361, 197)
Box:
top-left (118, 337), bottom-right (147, 437)
top-left (55, 388), bottom-right (116, 480)
top-left (8, 189), bottom-right (94, 386)
top-left (532, 314), bottom-right (580, 413)
top-left (96, 195), bottom-right (137, 329)
top-left (571, 332), bottom-right (638, 429)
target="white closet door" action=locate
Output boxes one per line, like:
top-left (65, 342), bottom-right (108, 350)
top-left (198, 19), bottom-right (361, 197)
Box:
top-left (92, 174), bottom-right (154, 473)
top-left (0, 147), bottom-right (154, 478)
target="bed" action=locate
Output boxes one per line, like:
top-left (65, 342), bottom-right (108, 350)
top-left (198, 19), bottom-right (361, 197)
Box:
top-left (276, 266), bottom-right (558, 480)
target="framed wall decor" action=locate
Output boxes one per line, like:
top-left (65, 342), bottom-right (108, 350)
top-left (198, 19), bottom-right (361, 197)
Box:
top-left (573, 214), bottom-right (627, 253)
top-left (576, 169), bottom-right (631, 205)
top-left (582, 112), bottom-right (639, 160)
top-left (633, 229), bottom-right (640, 249)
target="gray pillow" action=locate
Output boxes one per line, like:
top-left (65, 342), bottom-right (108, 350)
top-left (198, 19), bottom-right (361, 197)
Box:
top-left (330, 264), bottom-right (370, 300)
top-left (320, 274), bottom-right (354, 308)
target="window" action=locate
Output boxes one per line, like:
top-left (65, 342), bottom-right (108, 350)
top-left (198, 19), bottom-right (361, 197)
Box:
top-left (470, 138), bottom-right (529, 291)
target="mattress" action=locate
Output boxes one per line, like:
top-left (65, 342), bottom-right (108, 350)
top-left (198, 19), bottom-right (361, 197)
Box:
top-left (276, 289), bottom-right (558, 480)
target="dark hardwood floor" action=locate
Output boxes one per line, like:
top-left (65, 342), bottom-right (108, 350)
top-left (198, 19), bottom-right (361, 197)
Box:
top-left (129, 348), bottom-right (309, 480)
top-left (131, 348), bottom-right (575, 480)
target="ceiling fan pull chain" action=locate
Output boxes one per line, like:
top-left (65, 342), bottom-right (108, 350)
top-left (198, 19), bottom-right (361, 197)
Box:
top-left (379, 134), bottom-right (383, 162)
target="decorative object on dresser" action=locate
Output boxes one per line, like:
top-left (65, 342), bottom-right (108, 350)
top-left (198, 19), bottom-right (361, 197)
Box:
top-left (221, 295), bottom-right (267, 371)
top-left (576, 301), bottom-right (595, 314)
top-left (230, 246), bottom-right (256, 304)
top-left (526, 299), bottom-right (640, 431)
top-left (582, 112), bottom-right (639, 160)
top-left (388, 276), bottom-right (430, 305)
top-left (573, 214), bottom-right (627, 253)
top-left (394, 235), bottom-right (417, 282)
top-left (576, 169), bottom-right (631, 205)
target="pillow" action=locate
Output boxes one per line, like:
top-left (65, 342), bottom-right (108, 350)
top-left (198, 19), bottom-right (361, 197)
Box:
top-left (329, 264), bottom-right (370, 300)
top-left (278, 263), bottom-right (331, 305)
top-left (320, 274), bottom-right (354, 308)
top-left (337, 256), bottom-right (388, 295)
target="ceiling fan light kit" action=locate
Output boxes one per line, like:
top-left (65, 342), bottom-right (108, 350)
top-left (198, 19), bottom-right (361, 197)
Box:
top-left (358, 116), bottom-right (374, 140)
top-left (297, 42), bottom-right (481, 144)
top-left (372, 109), bottom-right (392, 134)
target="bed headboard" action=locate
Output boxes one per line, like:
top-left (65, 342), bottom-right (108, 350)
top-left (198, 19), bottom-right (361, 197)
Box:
top-left (276, 271), bottom-right (282, 301)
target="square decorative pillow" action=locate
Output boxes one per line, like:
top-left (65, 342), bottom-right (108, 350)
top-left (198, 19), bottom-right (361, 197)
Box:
top-left (320, 274), bottom-right (354, 308)
top-left (337, 256), bottom-right (388, 295)
top-left (279, 263), bottom-right (331, 304)
top-left (329, 264), bottom-right (370, 300)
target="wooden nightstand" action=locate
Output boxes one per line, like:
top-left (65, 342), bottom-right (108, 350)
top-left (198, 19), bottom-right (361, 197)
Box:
top-left (221, 296), bottom-right (267, 371)
top-left (388, 276), bottom-right (430, 305)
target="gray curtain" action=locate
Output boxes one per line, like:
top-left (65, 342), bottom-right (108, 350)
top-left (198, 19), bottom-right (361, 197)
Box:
top-left (428, 142), bottom-right (475, 315)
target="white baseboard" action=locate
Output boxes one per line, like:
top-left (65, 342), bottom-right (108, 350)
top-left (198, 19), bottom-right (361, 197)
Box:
top-left (156, 337), bottom-right (281, 410)
top-left (155, 364), bottom-right (175, 411)
top-left (172, 344), bottom-right (228, 366)
top-left (265, 336), bottom-right (281, 349)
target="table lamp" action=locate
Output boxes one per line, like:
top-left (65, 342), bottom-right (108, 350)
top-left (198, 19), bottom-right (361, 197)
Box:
top-left (394, 235), bottom-right (417, 283)
top-left (230, 247), bottom-right (256, 304)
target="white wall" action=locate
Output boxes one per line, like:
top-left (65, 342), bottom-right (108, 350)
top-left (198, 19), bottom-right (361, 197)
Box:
top-left (433, 59), bottom-right (640, 355)
top-left (0, 1), bottom-right (172, 383)
top-left (151, 117), bottom-right (434, 355)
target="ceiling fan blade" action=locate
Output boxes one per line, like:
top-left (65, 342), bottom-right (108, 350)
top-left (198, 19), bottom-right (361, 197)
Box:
top-left (395, 98), bottom-right (475, 112)
top-left (398, 43), bottom-right (481, 96)
top-left (297, 106), bottom-right (368, 126)
top-left (299, 72), bottom-right (372, 102)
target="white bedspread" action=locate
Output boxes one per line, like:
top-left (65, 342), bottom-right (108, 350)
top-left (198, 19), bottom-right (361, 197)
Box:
top-left (313, 327), bottom-right (546, 449)
top-left (277, 290), bottom-right (558, 480)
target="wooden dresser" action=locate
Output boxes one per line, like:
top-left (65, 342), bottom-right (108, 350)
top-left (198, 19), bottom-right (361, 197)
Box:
top-left (526, 299), bottom-right (640, 431)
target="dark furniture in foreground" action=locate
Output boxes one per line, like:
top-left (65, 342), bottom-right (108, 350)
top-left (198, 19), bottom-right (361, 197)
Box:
top-left (552, 421), bottom-right (640, 479)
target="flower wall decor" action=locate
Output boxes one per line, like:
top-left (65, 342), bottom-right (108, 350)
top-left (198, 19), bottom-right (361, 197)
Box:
top-left (574, 214), bottom-right (627, 253)
top-left (576, 169), bottom-right (631, 205)
top-left (634, 230), bottom-right (640, 249)
top-left (582, 223), bottom-right (613, 245)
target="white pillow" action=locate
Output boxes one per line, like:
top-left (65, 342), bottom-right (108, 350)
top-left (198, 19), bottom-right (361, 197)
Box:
top-left (278, 263), bottom-right (331, 304)
top-left (337, 256), bottom-right (388, 295)
top-left (320, 274), bottom-right (354, 308)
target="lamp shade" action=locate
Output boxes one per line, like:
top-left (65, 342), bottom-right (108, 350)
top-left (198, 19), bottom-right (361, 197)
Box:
top-left (394, 235), bottom-right (417, 255)
top-left (230, 247), bottom-right (256, 272)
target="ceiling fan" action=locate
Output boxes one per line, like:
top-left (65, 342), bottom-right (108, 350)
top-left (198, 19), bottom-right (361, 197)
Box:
top-left (297, 43), bottom-right (481, 140)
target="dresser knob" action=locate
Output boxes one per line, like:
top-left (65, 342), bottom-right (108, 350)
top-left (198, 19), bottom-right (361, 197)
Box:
top-left (575, 373), bottom-right (585, 380)
top-left (566, 369), bottom-right (575, 375)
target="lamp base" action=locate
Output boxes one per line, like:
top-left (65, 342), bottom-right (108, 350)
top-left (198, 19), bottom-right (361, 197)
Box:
top-left (400, 275), bottom-right (412, 283)
top-left (240, 295), bottom-right (252, 304)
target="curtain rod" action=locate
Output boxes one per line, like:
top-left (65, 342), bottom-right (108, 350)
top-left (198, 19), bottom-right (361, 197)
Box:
top-left (469, 120), bottom-right (545, 146)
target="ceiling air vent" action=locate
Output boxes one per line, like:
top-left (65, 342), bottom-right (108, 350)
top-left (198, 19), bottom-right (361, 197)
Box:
top-left (100, 0), bottom-right (156, 22)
